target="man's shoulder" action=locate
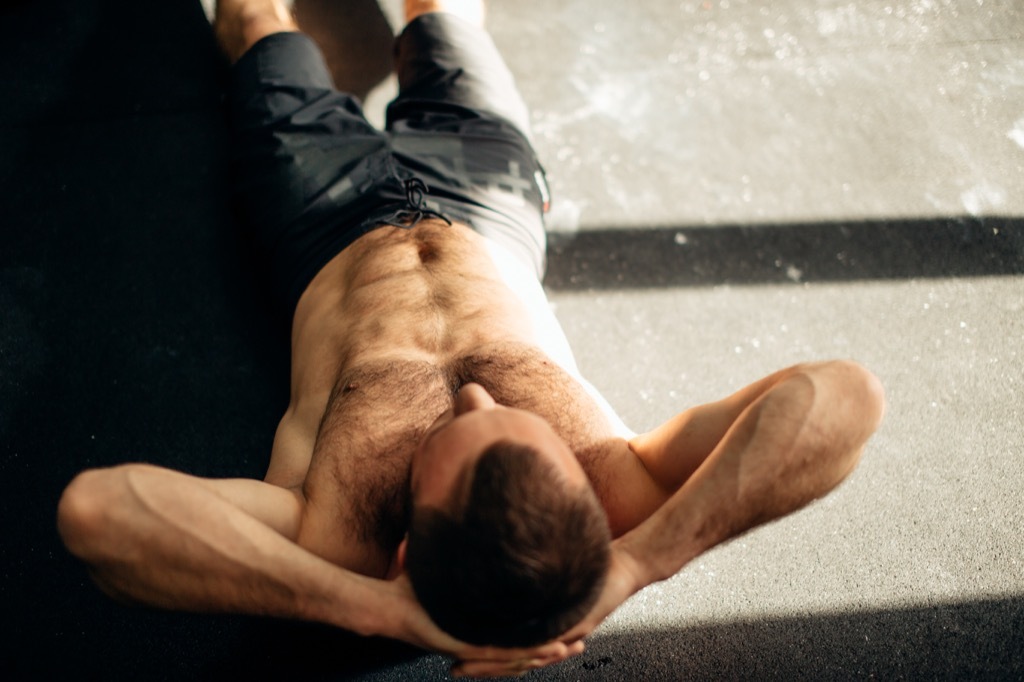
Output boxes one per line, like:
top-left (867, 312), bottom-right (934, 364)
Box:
top-left (582, 437), bottom-right (672, 538)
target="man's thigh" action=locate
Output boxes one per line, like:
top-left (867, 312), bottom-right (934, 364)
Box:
top-left (386, 14), bottom-right (550, 280)
top-left (227, 32), bottom-right (403, 314)
top-left (387, 12), bottom-right (533, 138)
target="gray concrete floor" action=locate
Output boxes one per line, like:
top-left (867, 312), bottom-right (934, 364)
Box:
top-left (361, 0), bottom-right (1024, 678)
top-left (5, 0), bottom-right (1018, 678)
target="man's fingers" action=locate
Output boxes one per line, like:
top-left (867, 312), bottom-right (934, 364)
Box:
top-left (452, 660), bottom-right (531, 678)
top-left (558, 618), bottom-right (595, 645)
top-left (451, 641), bottom-right (586, 678)
top-left (452, 657), bottom-right (547, 678)
top-left (460, 640), bottom-right (569, 662)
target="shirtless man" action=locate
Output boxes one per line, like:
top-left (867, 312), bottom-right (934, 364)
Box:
top-left (56, 0), bottom-right (885, 677)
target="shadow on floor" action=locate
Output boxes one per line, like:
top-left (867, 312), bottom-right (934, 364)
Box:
top-left (535, 595), bottom-right (1024, 681)
top-left (212, 594), bottom-right (1024, 679)
top-left (3, 1), bottom-right (1022, 680)
top-left (17, 591), bottom-right (1017, 679)
top-left (292, 0), bottom-right (396, 100)
top-left (545, 216), bottom-right (1024, 291)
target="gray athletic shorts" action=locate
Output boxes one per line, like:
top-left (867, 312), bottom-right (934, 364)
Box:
top-left (228, 13), bottom-right (550, 317)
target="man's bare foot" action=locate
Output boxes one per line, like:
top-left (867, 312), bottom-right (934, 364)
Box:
top-left (405, 0), bottom-right (485, 27)
top-left (213, 0), bottom-right (299, 63)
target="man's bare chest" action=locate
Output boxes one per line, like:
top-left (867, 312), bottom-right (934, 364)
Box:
top-left (290, 222), bottom-right (581, 406)
top-left (297, 345), bottom-right (621, 574)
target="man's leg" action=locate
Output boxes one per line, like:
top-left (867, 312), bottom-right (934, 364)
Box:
top-left (213, 0), bottom-right (486, 63)
top-left (218, 0), bottom-right (393, 317)
top-left (214, 0), bottom-right (299, 63)
top-left (404, 0), bottom-right (485, 27)
top-left (390, 0), bottom-right (532, 137)
top-left (385, 1), bottom-right (549, 279)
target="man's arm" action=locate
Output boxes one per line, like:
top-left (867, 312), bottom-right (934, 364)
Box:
top-left (57, 464), bottom-right (385, 631)
top-left (564, 360), bottom-right (886, 640)
top-left (57, 464), bottom-right (576, 672)
top-left (628, 363), bottom-right (817, 494)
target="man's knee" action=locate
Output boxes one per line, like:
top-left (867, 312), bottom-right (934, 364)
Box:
top-left (214, 0), bottom-right (300, 63)
top-left (404, 0), bottom-right (485, 27)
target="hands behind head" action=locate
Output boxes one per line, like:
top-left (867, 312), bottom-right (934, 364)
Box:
top-left (450, 545), bottom-right (646, 677)
top-left (370, 573), bottom-right (584, 678)
top-left (372, 542), bottom-right (646, 678)
top-left (448, 640), bottom-right (585, 679)
top-left (551, 544), bottom-right (646, 646)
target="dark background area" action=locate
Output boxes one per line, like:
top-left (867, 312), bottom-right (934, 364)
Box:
top-left (0, 0), bottom-right (411, 678)
top-left (2, 0), bottom-right (1022, 680)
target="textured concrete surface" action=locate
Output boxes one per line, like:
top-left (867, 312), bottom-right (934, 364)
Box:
top-left (508, 0), bottom-right (1024, 229)
top-left (2, 0), bottom-right (1021, 679)
top-left (362, 0), bottom-right (1024, 678)
top-left (532, 2), bottom-right (1023, 678)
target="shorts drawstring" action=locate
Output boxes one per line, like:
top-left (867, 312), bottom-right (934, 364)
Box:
top-left (381, 177), bottom-right (453, 228)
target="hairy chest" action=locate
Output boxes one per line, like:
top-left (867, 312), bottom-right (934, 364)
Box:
top-left (297, 346), bottom-right (622, 575)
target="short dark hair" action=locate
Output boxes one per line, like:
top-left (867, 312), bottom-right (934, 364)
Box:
top-left (405, 440), bottom-right (611, 646)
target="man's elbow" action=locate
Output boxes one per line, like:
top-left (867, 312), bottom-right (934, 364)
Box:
top-left (865, 365), bottom-right (886, 426)
top-left (800, 359), bottom-right (886, 465)
top-left (57, 468), bottom-right (121, 563)
top-left (833, 359), bottom-right (886, 433)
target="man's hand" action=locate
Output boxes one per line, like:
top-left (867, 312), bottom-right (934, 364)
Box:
top-left (371, 575), bottom-right (585, 678)
top-left (557, 543), bottom-right (647, 645)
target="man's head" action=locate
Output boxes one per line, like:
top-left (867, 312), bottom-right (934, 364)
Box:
top-left (403, 384), bottom-right (611, 646)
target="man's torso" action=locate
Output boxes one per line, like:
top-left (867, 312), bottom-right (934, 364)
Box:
top-left (266, 220), bottom-right (652, 577)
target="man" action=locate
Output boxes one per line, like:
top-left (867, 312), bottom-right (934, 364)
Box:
top-left (57, 0), bottom-right (885, 677)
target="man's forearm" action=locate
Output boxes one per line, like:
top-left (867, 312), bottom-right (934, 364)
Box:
top-left (57, 465), bottom-right (378, 635)
top-left (622, 361), bottom-right (884, 585)
top-left (629, 364), bottom-right (812, 492)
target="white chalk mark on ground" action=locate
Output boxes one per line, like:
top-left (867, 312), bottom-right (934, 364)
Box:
top-left (961, 183), bottom-right (1006, 217)
top-left (1008, 117), bottom-right (1024, 150)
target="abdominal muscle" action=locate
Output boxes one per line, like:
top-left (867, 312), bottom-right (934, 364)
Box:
top-left (285, 220), bottom-right (633, 447)
top-left (290, 221), bottom-right (538, 394)
top-left (291, 221), bottom-right (605, 412)
top-left (269, 220), bottom-right (639, 571)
